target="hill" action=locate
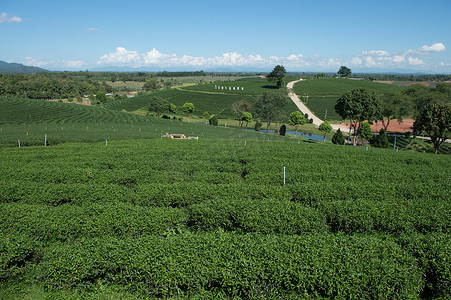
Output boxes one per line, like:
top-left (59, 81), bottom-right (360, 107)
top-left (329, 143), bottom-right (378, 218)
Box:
top-left (0, 60), bottom-right (48, 74)
top-left (106, 77), bottom-right (299, 119)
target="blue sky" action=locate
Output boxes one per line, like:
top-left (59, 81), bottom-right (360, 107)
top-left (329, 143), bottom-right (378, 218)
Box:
top-left (1, 0), bottom-right (450, 72)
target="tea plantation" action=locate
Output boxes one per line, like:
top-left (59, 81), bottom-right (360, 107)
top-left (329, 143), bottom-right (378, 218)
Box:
top-left (105, 77), bottom-right (299, 119)
top-left (0, 97), bottom-right (286, 147)
top-left (1, 130), bottom-right (450, 298)
top-left (293, 78), bottom-right (405, 121)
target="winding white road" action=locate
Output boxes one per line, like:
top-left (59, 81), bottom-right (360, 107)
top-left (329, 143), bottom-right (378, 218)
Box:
top-left (286, 79), bottom-right (345, 131)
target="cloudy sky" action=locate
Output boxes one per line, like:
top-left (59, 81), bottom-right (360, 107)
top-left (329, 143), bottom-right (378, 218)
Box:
top-left (1, 0), bottom-right (450, 73)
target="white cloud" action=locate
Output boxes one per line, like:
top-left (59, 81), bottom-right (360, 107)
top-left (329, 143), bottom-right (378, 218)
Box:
top-left (98, 47), bottom-right (141, 65)
top-left (351, 57), bottom-right (363, 65)
top-left (0, 12), bottom-right (23, 23)
top-left (407, 57), bottom-right (425, 65)
top-left (98, 47), bottom-right (314, 68)
top-left (405, 42), bottom-right (446, 55)
top-left (349, 42), bottom-right (447, 69)
top-left (23, 57), bottom-right (48, 67)
top-left (361, 50), bottom-right (391, 56)
top-left (63, 60), bottom-right (85, 68)
top-left (87, 27), bottom-right (99, 31)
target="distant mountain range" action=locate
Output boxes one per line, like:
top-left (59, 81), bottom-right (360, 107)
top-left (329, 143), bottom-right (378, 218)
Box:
top-left (0, 60), bottom-right (48, 74)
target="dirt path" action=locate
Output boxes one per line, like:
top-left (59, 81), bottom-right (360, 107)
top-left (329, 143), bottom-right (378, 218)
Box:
top-left (286, 79), bottom-right (348, 132)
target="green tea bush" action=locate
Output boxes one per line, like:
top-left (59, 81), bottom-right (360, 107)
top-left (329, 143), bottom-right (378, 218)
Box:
top-left (0, 203), bottom-right (188, 242)
top-left (397, 233), bottom-right (451, 298)
top-left (0, 234), bottom-right (41, 282)
top-left (187, 198), bottom-right (327, 233)
top-left (38, 233), bottom-right (422, 298)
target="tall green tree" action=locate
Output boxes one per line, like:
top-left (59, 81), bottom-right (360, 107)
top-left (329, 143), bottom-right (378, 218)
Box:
top-left (241, 112), bottom-right (253, 129)
top-left (319, 121), bottom-right (332, 142)
top-left (337, 66), bottom-right (351, 77)
top-left (149, 96), bottom-right (170, 117)
top-left (335, 88), bottom-right (378, 145)
top-left (182, 102), bottom-right (195, 122)
top-left (359, 122), bottom-right (373, 141)
top-left (378, 92), bottom-right (411, 130)
top-left (413, 103), bottom-right (451, 154)
top-left (288, 111), bottom-right (306, 136)
top-left (267, 65), bottom-right (286, 88)
top-left (255, 91), bottom-right (288, 132)
top-left (231, 100), bottom-right (251, 128)
top-left (169, 103), bottom-right (177, 114)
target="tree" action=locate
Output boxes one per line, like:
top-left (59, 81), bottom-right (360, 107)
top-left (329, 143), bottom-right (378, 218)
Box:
top-left (267, 65), bottom-right (286, 89)
top-left (182, 102), bottom-right (195, 121)
top-left (288, 111), bottom-right (306, 136)
top-left (203, 111), bottom-right (210, 119)
top-left (254, 118), bottom-right (262, 131)
top-left (231, 100), bottom-right (251, 128)
top-left (209, 114), bottom-right (218, 126)
top-left (149, 96), bottom-right (170, 117)
top-left (374, 128), bottom-right (389, 148)
top-left (241, 112), bottom-right (253, 129)
top-left (319, 121), bottom-right (332, 142)
top-left (335, 88), bottom-right (378, 145)
top-left (96, 91), bottom-right (107, 104)
top-left (279, 124), bottom-right (286, 136)
top-left (413, 103), bottom-right (450, 154)
top-left (378, 92), bottom-right (411, 130)
top-left (332, 128), bottom-right (345, 145)
top-left (143, 78), bottom-right (161, 91)
top-left (169, 103), bottom-right (177, 114)
top-left (359, 122), bottom-right (373, 141)
top-left (88, 94), bottom-right (96, 105)
top-left (255, 91), bottom-right (288, 132)
top-left (337, 66), bottom-right (351, 77)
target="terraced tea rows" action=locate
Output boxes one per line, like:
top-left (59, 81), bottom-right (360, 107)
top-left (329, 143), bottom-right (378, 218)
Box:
top-left (0, 97), bottom-right (284, 146)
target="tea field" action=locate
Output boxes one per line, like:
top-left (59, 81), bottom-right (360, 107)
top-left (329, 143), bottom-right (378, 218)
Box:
top-left (0, 97), bottom-right (286, 147)
top-left (105, 77), bottom-right (299, 119)
top-left (1, 135), bottom-right (450, 298)
top-left (292, 78), bottom-right (405, 122)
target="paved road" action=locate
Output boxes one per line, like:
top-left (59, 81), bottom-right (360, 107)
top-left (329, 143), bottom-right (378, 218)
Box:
top-left (286, 79), bottom-right (345, 131)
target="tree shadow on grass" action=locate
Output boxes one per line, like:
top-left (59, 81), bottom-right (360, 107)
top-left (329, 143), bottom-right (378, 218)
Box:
top-left (262, 85), bottom-right (279, 90)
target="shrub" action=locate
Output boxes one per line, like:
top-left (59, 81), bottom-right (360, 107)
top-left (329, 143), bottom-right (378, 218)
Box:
top-left (208, 115), bottom-right (218, 126)
top-left (38, 233), bottom-right (423, 298)
top-left (254, 118), bottom-right (262, 131)
top-left (374, 128), bottom-right (389, 148)
top-left (279, 124), bottom-right (286, 136)
top-left (332, 128), bottom-right (345, 145)
top-left (359, 122), bottom-right (372, 140)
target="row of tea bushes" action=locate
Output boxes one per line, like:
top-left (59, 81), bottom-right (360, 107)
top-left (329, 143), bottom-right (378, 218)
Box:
top-left (38, 233), bottom-right (422, 298)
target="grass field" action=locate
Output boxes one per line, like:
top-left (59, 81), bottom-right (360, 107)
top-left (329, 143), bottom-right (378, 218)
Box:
top-left (293, 78), bottom-right (406, 121)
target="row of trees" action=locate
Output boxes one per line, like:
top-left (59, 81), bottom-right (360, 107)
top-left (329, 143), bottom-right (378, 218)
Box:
top-left (0, 73), bottom-right (114, 99)
top-left (334, 84), bottom-right (450, 153)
